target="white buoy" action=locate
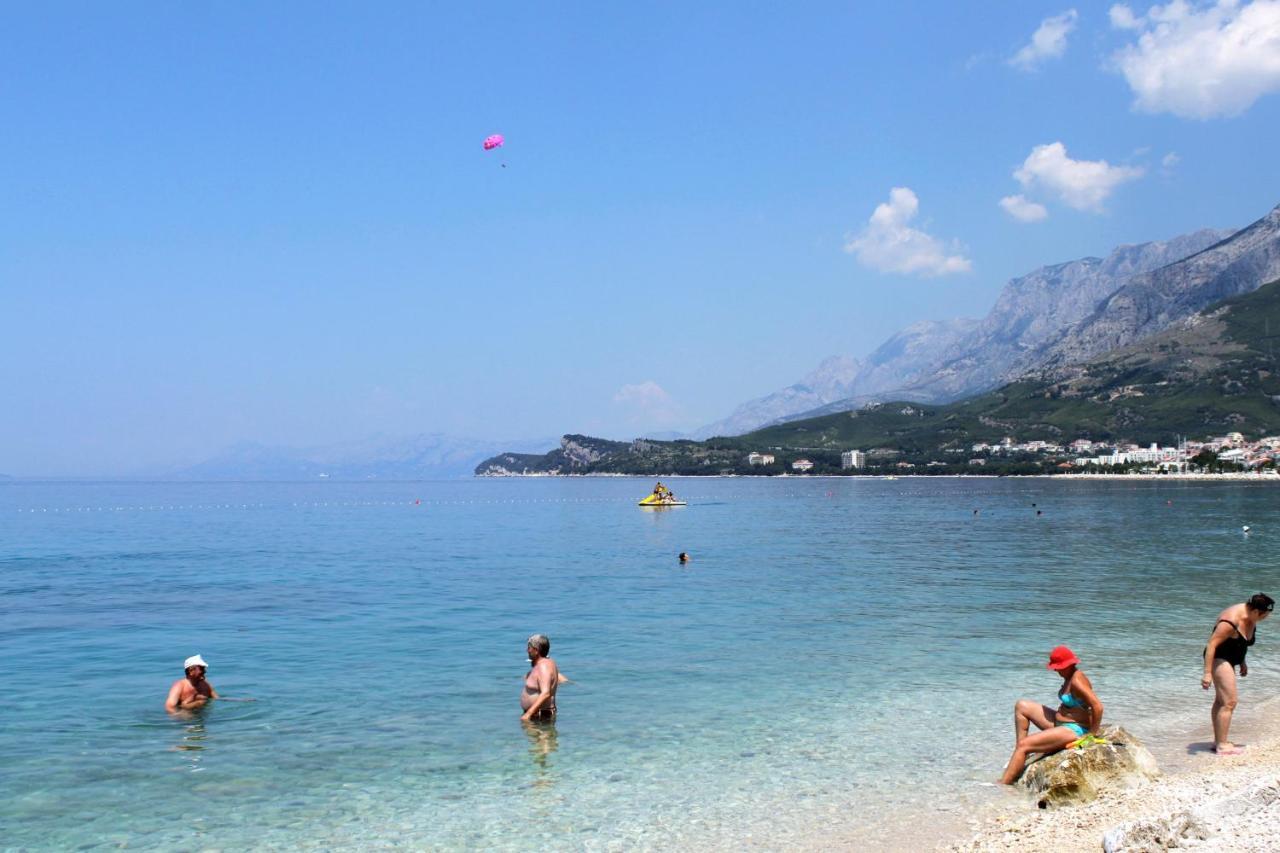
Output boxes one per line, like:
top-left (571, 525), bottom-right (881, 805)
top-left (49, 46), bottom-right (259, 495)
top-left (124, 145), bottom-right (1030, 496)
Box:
top-left (1243, 525), bottom-right (1251, 533)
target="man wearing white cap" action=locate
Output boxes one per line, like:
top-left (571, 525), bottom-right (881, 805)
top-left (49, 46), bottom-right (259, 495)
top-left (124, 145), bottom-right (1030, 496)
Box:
top-left (165, 654), bottom-right (218, 712)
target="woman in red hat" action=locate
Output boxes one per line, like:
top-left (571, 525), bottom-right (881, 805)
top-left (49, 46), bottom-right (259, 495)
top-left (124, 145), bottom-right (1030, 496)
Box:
top-left (1000, 645), bottom-right (1104, 785)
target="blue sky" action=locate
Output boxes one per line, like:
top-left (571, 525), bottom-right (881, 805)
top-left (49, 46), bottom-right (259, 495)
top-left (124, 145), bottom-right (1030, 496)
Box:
top-left (4, 2), bottom-right (1279, 475)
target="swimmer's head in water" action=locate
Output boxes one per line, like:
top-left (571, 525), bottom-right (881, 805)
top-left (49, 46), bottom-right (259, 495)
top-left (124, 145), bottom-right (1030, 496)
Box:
top-left (678, 552), bottom-right (689, 563)
top-left (526, 634), bottom-right (550, 656)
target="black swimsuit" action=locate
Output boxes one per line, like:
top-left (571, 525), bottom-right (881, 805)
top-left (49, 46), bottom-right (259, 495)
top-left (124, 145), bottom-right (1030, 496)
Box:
top-left (1207, 619), bottom-right (1256, 666)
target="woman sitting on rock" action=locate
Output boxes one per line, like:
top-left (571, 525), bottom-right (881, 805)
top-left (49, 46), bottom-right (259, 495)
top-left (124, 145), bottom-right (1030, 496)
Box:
top-left (1001, 645), bottom-right (1104, 785)
top-left (1202, 593), bottom-right (1273, 755)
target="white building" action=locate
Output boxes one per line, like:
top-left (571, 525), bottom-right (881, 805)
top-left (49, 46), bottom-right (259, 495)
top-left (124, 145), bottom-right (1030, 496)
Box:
top-left (841, 450), bottom-right (865, 470)
top-left (747, 452), bottom-right (775, 466)
top-left (1080, 442), bottom-right (1187, 468)
top-left (791, 459), bottom-right (814, 472)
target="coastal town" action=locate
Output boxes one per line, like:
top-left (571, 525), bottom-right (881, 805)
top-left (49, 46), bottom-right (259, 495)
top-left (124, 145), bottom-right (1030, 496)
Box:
top-left (750, 431), bottom-right (1280, 475)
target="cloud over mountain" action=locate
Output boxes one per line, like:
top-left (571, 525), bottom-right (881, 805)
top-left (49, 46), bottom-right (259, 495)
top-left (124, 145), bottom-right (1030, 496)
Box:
top-left (999, 194), bottom-right (1050, 222)
top-left (613, 380), bottom-right (681, 427)
top-left (1012, 142), bottom-right (1144, 212)
top-left (1110, 0), bottom-right (1280, 119)
top-left (1010, 9), bottom-right (1079, 70)
top-left (844, 188), bottom-right (971, 277)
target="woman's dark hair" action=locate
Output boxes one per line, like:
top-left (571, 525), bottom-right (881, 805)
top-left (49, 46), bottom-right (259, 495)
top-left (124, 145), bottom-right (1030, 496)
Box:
top-left (1247, 593), bottom-right (1275, 613)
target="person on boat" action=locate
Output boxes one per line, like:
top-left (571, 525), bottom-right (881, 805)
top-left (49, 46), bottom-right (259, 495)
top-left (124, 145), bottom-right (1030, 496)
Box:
top-left (1001, 645), bottom-right (1103, 784)
top-left (521, 634), bottom-right (561, 723)
top-left (653, 482), bottom-right (668, 498)
top-left (165, 654), bottom-right (218, 713)
top-left (1202, 593), bottom-right (1274, 754)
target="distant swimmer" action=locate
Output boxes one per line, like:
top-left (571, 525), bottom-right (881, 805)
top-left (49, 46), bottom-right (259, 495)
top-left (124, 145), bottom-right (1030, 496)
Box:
top-left (679, 552), bottom-right (690, 564)
top-left (1202, 594), bottom-right (1273, 754)
top-left (165, 655), bottom-right (218, 712)
top-left (1243, 525), bottom-right (1251, 534)
top-left (1001, 646), bottom-right (1103, 785)
top-left (973, 509), bottom-right (979, 516)
top-left (521, 634), bottom-right (561, 723)
top-left (1036, 510), bottom-right (1043, 517)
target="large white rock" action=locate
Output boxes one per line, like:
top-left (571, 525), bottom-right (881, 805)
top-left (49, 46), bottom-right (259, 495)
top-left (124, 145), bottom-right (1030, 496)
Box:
top-left (1019, 725), bottom-right (1160, 809)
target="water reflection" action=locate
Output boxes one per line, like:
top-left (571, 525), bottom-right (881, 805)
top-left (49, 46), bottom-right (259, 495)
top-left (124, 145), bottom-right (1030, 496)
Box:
top-left (522, 721), bottom-right (559, 789)
top-left (171, 713), bottom-right (210, 771)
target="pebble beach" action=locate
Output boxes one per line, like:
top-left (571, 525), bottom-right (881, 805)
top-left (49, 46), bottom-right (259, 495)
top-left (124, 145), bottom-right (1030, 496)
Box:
top-left (948, 697), bottom-right (1280, 852)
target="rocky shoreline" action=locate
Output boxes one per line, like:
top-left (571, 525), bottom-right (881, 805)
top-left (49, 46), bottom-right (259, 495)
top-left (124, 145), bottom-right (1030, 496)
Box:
top-left (946, 702), bottom-right (1280, 852)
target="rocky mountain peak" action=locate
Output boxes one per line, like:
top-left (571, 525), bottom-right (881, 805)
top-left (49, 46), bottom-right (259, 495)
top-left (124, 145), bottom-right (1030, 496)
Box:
top-left (699, 220), bottom-right (1239, 435)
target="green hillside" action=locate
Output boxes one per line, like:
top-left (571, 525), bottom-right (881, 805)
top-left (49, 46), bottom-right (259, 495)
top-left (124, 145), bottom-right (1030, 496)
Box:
top-left (477, 279), bottom-right (1280, 475)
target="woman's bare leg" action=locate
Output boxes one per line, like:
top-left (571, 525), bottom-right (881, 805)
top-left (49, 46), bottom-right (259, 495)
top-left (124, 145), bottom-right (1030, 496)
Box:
top-left (1211, 658), bottom-right (1239, 751)
top-left (1013, 699), bottom-right (1056, 745)
top-left (1001, 726), bottom-right (1079, 785)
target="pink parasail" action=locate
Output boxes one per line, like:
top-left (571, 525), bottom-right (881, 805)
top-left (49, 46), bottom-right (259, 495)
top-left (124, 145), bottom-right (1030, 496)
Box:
top-left (482, 134), bottom-right (504, 151)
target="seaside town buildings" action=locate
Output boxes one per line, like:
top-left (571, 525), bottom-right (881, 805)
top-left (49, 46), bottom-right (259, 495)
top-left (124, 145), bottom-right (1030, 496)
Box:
top-left (974, 433), bottom-right (1280, 471)
top-left (739, 432), bottom-right (1280, 475)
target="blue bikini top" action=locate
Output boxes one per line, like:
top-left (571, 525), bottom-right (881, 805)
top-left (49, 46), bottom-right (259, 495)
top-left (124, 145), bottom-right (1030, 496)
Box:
top-left (1058, 685), bottom-right (1084, 708)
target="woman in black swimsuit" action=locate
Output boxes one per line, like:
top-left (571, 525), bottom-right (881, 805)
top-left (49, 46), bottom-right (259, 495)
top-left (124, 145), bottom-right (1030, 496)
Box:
top-left (1202, 593), bottom-right (1274, 754)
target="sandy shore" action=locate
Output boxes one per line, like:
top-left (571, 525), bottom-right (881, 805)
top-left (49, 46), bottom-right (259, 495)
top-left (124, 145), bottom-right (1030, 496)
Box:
top-left (944, 700), bottom-right (1280, 852)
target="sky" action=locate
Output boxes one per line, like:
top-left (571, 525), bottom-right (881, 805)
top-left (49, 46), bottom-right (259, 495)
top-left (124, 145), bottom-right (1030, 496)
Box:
top-left (3, 1), bottom-right (1280, 476)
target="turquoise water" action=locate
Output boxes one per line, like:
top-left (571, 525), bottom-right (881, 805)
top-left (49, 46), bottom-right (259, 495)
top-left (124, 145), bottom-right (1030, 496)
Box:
top-left (3, 477), bottom-right (1279, 850)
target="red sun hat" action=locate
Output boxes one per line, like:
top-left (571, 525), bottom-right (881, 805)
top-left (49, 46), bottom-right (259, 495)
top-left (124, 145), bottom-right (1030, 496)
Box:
top-left (1046, 645), bottom-right (1080, 670)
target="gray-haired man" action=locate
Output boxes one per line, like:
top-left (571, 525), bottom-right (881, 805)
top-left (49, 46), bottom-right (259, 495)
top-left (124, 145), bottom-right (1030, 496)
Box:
top-left (520, 634), bottom-right (561, 722)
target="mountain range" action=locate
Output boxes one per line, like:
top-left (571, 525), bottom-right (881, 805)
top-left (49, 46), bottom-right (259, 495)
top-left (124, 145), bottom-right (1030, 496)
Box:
top-left (695, 220), bottom-right (1254, 437)
top-left (177, 433), bottom-right (556, 480)
top-left (478, 273), bottom-right (1280, 476)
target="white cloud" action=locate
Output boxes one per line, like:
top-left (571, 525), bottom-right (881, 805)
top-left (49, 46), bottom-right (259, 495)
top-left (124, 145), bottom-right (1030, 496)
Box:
top-left (614, 380), bottom-right (673, 408)
top-left (844, 188), bottom-right (972, 277)
top-left (1162, 151), bottom-right (1181, 168)
top-left (1010, 9), bottom-right (1080, 70)
top-left (999, 194), bottom-right (1050, 222)
top-left (612, 381), bottom-right (682, 427)
top-left (1012, 142), bottom-right (1144, 211)
top-left (1109, 1), bottom-right (1280, 119)
top-left (1110, 3), bottom-right (1142, 29)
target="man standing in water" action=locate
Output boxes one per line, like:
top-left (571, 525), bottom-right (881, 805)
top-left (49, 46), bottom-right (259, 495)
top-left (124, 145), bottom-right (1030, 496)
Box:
top-left (165, 654), bottom-right (218, 712)
top-left (520, 634), bottom-right (560, 723)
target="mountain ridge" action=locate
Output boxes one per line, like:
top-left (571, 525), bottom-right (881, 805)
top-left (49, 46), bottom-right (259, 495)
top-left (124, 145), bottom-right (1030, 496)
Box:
top-left (696, 225), bottom-right (1237, 437)
top-left (478, 275), bottom-right (1280, 475)
top-left (178, 433), bottom-right (557, 480)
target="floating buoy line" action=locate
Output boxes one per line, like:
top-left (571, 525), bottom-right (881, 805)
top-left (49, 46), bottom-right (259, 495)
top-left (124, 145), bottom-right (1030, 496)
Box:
top-left (9, 494), bottom-right (740, 515)
top-left (10, 482), bottom-right (1071, 516)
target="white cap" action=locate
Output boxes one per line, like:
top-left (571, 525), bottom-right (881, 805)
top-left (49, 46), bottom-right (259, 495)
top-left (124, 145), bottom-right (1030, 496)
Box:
top-left (184, 654), bottom-right (209, 670)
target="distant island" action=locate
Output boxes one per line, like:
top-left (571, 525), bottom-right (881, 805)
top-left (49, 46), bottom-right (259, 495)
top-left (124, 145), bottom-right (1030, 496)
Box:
top-left (478, 278), bottom-right (1280, 477)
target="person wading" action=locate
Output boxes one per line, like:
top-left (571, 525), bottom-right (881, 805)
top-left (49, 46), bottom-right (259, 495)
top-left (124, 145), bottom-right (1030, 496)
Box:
top-left (165, 654), bottom-right (218, 712)
top-left (1203, 593), bottom-right (1274, 754)
top-left (521, 634), bottom-right (561, 723)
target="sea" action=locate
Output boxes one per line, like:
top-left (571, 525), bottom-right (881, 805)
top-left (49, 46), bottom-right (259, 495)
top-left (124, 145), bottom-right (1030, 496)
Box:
top-left (3, 476), bottom-right (1279, 850)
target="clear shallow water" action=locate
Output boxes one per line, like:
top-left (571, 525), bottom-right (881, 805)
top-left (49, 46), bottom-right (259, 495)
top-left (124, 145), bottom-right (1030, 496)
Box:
top-left (2, 477), bottom-right (1279, 850)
